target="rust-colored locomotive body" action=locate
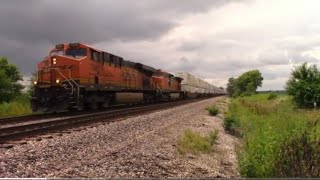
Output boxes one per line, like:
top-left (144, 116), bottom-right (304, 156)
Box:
top-left (31, 43), bottom-right (184, 112)
top-left (152, 71), bottom-right (183, 100)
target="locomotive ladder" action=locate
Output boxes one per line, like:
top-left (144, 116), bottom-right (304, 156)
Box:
top-left (52, 68), bottom-right (80, 106)
top-left (152, 82), bottom-right (164, 97)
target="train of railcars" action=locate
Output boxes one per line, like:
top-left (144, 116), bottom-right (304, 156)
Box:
top-left (30, 43), bottom-right (225, 112)
top-left (175, 72), bottom-right (226, 98)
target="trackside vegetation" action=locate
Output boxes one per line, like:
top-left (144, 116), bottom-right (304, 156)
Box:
top-left (0, 56), bottom-right (32, 117)
top-left (177, 129), bottom-right (218, 154)
top-left (225, 93), bottom-right (320, 177)
top-left (0, 93), bottom-right (32, 117)
top-left (206, 106), bottom-right (219, 116)
top-left (223, 63), bottom-right (320, 177)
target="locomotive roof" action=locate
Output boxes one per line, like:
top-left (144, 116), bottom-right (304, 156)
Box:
top-left (56, 43), bottom-right (177, 77)
top-left (136, 63), bottom-right (157, 73)
top-left (122, 60), bottom-right (157, 75)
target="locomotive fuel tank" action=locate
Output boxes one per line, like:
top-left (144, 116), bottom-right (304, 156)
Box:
top-left (169, 93), bottom-right (180, 100)
top-left (115, 92), bottom-right (144, 104)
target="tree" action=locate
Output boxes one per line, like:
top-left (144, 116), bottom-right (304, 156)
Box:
top-left (0, 56), bottom-right (24, 102)
top-left (226, 77), bottom-right (234, 97)
top-left (227, 70), bottom-right (263, 97)
top-left (26, 71), bottom-right (37, 95)
top-left (286, 62), bottom-right (320, 108)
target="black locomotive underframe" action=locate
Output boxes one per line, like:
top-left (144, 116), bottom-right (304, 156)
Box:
top-left (31, 85), bottom-right (185, 112)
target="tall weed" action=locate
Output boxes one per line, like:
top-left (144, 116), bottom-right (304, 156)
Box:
top-left (0, 93), bottom-right (32, 117)
top-left (228, 93), bottom-right (320, 177)
top-left (177, 129), bottom-right (218, 154)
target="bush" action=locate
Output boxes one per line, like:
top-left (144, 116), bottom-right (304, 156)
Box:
top-left (207, 106), bottom-right (219, 116)
top-left (267, 93), bottom-right (277, 100)
top-left (177, 129), bottom-right (218, 154)
top-left (223, 115), bottom-right (241, 136)
top-left (286, 62), bottom-right (320, 108)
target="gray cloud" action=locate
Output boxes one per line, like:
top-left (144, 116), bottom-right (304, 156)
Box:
top-left (0, 0), bottom-right (230, 74)
top-left (2, 0), bottom-right (319, 91)
top-left (178, 41), bottom-right (207, 51)
top-left (257, 49), bottom-right (289, 65)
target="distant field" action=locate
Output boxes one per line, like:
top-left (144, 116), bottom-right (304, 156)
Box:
top-left (226, 93), bottom-right (320, 177)
top-left (0, 94), bottom-right (32, 118)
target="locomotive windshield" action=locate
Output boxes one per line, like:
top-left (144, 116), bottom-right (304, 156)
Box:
top-left (50, 50), bottom-right (64, 56)
top-left (66, 48), bottom-right (87, 59)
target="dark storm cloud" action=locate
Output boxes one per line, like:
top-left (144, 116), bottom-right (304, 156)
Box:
top-left (0, 0), bottom-right (232, 74)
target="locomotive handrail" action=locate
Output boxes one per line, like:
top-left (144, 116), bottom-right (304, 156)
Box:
top-left (152, 81), bottom-right (164, 96)
top-left (51, 68), bottom-right (74, 93)
top-left (68, 68), bottom-right (80, 103)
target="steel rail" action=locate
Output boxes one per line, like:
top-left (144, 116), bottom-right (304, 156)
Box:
top-left (0, 98), bottom-right (208, 144)
top-left (0, 101), bottom-right (178, 126)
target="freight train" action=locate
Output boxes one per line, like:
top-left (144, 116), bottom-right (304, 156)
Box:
top-left (31, 43), bottom-right (225, 112)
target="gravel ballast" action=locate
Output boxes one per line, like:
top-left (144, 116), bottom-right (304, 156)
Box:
top-left (0, 97), bottom-right (240, 178)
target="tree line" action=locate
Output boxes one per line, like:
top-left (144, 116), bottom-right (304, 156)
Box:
top-left (226, 62), bottom-right (320, 108)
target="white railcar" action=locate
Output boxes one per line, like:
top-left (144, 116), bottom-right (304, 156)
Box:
top-left (175, 72), bottom-right (226, 97)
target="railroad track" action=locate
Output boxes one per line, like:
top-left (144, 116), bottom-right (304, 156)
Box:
top-left (0, 98), bottom-right (208, 145)
top-left (0, 104), bottom-right (136, 126)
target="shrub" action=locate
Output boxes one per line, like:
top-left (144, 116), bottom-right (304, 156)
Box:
top-left (177, 129), bottom-right (218, 154)
top-left (207, 106), bottom-right (219, 116)
top-left (286, 62), bottom-right (320, 108)
top-left (267, 93), bottom-right (277, 100)
top-left (223, 115), bottom-right (241, 136)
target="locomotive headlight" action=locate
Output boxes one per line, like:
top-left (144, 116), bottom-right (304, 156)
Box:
top-left (56, 79), bottom-right (60, 84)
top-left (52, 57), bottom-right (57, 64)
top-left (33, 81), bottom-right (37, 85)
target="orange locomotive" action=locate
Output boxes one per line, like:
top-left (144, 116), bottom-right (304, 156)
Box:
top-left (31, 43), bottom-right (183, 112)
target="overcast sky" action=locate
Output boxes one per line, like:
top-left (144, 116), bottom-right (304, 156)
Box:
top-left (1, 0), bottom-right (320, 90)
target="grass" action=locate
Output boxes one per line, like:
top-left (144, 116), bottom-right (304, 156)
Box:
top-left (0, 93), bottom-right (32, 118)
top-left (177, 129), bottom-right (218, 154)
top-left (225, 93), bottom-right (320, 177)
top-left (206, 106), bottom-right (219, 116)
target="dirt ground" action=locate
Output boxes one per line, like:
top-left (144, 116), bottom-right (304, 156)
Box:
top-left (0, 97), bottom-right (240, 178)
